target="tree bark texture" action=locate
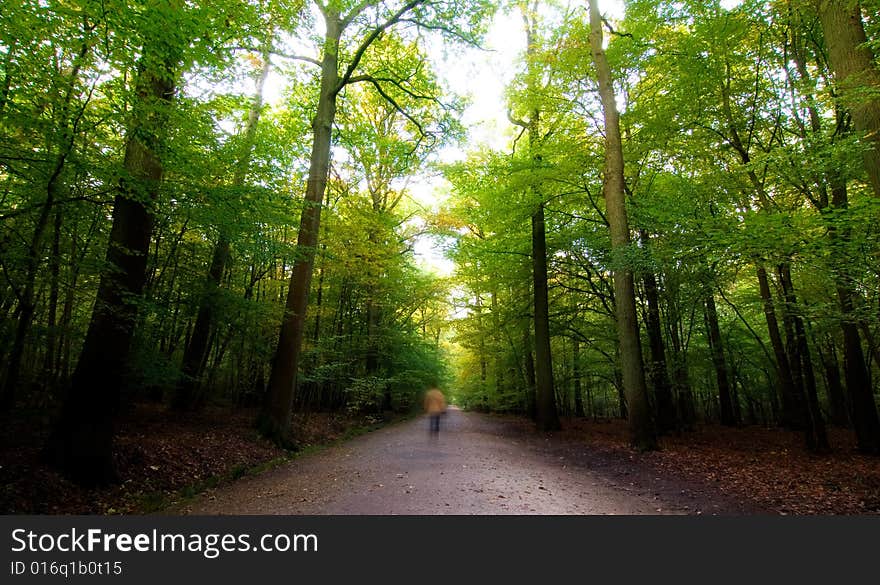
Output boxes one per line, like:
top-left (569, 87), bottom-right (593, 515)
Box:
top-left (589, 0), bottom-right (656, 450)
top-left (818, 0), bottom-right (880, 197)
top-left (45, 44), bottom-right (178, 484)
top-left (260, 13), bottom-right (341, 446)
top-left (640, 231), bottom-right (676, 433)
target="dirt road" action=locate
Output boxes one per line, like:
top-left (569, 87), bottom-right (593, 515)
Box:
top-left (172, 407), bottom-right (757, 515)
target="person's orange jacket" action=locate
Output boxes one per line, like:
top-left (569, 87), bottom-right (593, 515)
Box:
top-left (424, 388), bottom-right (447, 415)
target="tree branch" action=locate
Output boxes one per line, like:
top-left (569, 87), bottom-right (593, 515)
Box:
top-left (230, 45), bottom-right (321, 67)
top-left (397, 18), bottom-right (485, 49)
top-left (346, 74), bottom-right (433, 151)
top-left (336, 0), bottom-right (426, 94)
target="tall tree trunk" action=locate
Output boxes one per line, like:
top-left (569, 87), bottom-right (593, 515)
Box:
top-left (42, 209), bottom-right (63, 386)
top-left (517, 2), bottom-right (560, 431)
top-left (778, 264), bottom-right (829, 450)
top-left (818, 338), bottom-right (849, 427)
top-left (259, 12), bottom-right (341, 446)
top-left (839, 286), bottom-right (880, 453)
top-left (817, 0), bottom-right (880, 197)
top-left (175, 234), bottom-right (229, 408)
top-left (492, 290), bottom-right (505, 402)
top-left (704, 291), bottom-right (737, 426)
top-left (756, 264), bottom-right (803, 428)
top-left (788, 26), bottom-right (867, 435)
top-left (828, 179), bottom-right (879, 452)
top-left (44, 30), bottom-right (179, 484)
top-left (58, 214), bottom-right (96, 383)
top-left (640, 231), bottom-right (676, 433)
top-left (523, 323), bottom-right (536, 420)
top-left (312, 244), bottom-right (327, 343)
top-left (572, 338), bottom-right (584, 418)
top-left (588, 0), bottom-right (656, 449)
top-left (176, 39), bottom-right (272, 410)
top-left (531, 203), bottom-right (560, 430)
top-left (667, 278), bottom-right (695, 430)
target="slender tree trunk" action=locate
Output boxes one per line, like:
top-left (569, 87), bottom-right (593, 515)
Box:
top-left (259, 13), bottom-right (341, 446)
top-left (613, 355), bottom-right (628, 420)
top-left (667, 278), bottom-right (695, 430)
top-left (531, 204), bottom-right (560, 430)
top-left (58, 217), bottom-right (89, 383)
top-left (704, 292), bottom-right (737, 426)
top-left (819, 338), bottom-right (849, 426)
top-left (517, 2), bottom-right (560, 431)
top-left (312, 245), bottom-right (327, 343)
top-left (777, 266), bottom-right (807, 416)
top-left (640, 231), bottom-right (676, 433)
top-left (176, 39), bottom-right (272, 410)
top-left (43, 21), bottom-right (180, 485)
top-left (42, 209), bottom-right (63, 385)
top-left (828, 181), bottom-right (879, 451)
top-left (589, 0), bottom-right (656, 450)
top-left (492, 291), bottom-right (504, 401)
top-left (475, 294), bottom-right (488, 409)
top-left (175, 235), bottom-right (229, 408)
top-left (837, 284), bottom-right (879, 450)
top-left (523, 323), bottom-right (536, 420)
top-left (573, 338), bottom-right (584, 418)
top-left (778, 264), bottom-right (828, 450)
top-left (756, 264), bottom-right (803, 428)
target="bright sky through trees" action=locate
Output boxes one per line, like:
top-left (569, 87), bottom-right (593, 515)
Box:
top-left (411, 0), bottom-right (626, 275)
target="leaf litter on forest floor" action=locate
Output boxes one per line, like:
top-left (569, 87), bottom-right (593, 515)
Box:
top-left (0, 404), bottom-right (395, 514)
top-left (522, 416), bottom-right (880, 515)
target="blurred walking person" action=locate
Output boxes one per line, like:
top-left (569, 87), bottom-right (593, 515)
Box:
top-left (424, 387), bottom-right (447, 438)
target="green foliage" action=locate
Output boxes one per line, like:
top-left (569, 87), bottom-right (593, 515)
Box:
top-left (439, 0), bottom-right (880, 433)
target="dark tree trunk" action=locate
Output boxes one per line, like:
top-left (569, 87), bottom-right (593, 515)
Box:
top-left (42, 209), bottom-right (63, 385)
top-left (704, 292), bottom-right (737, 426)
top-left (819, 339), bottom-right (849, 427)
top-left (614, 361), bottom-right (628, 420)
top-left (312, 245), bottom-right (327, 343)
top-left (640, 231), bottom-right (676, 433)
top-left (175, 236), bottom-right (230, 409)
top-left (532, 203), bottom-right (560, 431)
top-left (516, 3), bottom-right (560, 432)
top-left (43, 30), bottom-right (179, 485)
top-left (777, 264), bottom-right (829, 451)
top-left (839, 286), bottom-right (880, 453)
top-left (573, 338), bottom-right (585, 418)
top-left (668, 292), bottom-right (695, 430)
top-left (523, 324), bottom-right (536, 420)
top-left (756, 264), bottom-right (803, 429)
top-left (828, 180), bottom-right (880, 452)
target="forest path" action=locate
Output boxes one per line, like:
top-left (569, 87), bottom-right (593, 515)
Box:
top-left (171, 407), bottom-right (752, 515)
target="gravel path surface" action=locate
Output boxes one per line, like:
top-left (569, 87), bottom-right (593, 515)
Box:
top-left (171, 408), bottom-right (757, 515)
